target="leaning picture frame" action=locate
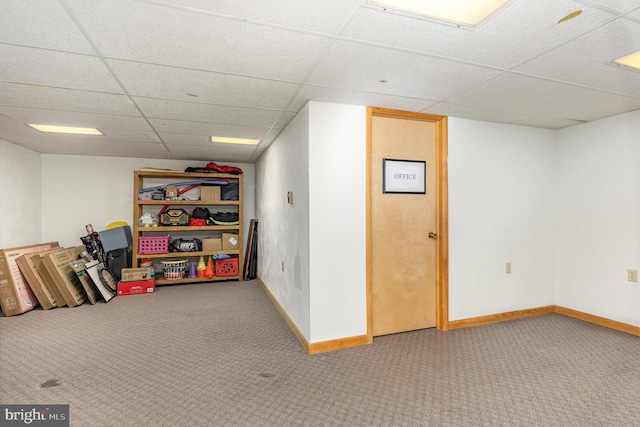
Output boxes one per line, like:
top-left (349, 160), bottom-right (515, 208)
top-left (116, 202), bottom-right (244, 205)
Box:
top-left (383, 158), bottom-right (426, 194)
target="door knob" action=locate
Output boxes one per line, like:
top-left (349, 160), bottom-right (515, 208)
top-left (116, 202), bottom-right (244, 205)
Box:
top-left (428, 232), bottom-right (437, 240)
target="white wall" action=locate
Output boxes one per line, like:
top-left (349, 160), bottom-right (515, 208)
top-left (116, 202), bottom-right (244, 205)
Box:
top-left (40, 155), bottom-right (254, 248)
top-left (448, 118), bottom-right (556, 320)
top-left (308, 102), bottom-right (367, 342)
top-left (255, 105), bottom-right (311, 338)
top-left (0, 141), bottom-right (42, 248)
top-left (555, 111), bottom-right (640, 327)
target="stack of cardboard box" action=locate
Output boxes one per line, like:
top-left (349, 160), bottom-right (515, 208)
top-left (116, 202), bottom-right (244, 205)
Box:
top-left (0, 241), bottom-right (154, 317)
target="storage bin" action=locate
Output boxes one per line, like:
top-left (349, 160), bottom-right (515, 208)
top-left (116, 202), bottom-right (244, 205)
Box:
top-left (138, 236), bottom-right (170, 254)
top-left (99, 226), bottom-right (132, 252)
top-left (215, 257), bottom-right (238, 277)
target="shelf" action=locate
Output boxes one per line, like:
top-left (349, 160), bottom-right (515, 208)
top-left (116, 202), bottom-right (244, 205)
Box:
top-left (138, 225), bottom-right (239, 232)
top-left (138, 250), bottom-right (240, 259)
top-left (137, 200), bottom-right (239, 206)
top-left (135, 170), bottom-right (241, 180)
top-left (155, 275), bottom-right (240, 285)
top-left (133, 169), bottom-right (244, 285)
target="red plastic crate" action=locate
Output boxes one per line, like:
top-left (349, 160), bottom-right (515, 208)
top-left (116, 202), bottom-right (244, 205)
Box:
top-left (138, 236), bottom-right (170, 254)
top-left (215, 257), bottom-right (239, 277)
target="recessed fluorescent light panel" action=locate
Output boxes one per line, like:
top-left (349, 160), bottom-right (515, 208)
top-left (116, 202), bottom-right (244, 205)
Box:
top-left (211, 136), bottom-right (260, 145)
top-left (369, 0), bottom-right (510, 26)
top-left (614, 51), bottom-right (640, 71)
top-left (28, 124), bottom-right (103, 135)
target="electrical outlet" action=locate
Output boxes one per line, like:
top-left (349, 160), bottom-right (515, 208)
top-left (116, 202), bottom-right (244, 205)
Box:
top-left (506, 262), bottom-right (511, 274)
top-left (628, 269), bottom-right (638, 282)
top-left (282, 261), bottom-right (285, 272)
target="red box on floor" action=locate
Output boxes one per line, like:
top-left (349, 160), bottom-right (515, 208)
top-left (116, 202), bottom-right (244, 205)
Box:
top-left (117, 279), bottom-right (155, 296)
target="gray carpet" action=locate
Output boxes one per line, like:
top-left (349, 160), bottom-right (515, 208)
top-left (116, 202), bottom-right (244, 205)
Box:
top-left (1, 280), bottom-right (638, 427)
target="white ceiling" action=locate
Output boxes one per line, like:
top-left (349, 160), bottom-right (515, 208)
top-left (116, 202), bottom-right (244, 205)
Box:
top-left (1, 0), bottom-right (639, 163)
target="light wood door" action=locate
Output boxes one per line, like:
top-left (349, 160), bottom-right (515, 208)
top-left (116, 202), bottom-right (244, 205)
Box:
top-left (371, 115), bottom-right (437, 336)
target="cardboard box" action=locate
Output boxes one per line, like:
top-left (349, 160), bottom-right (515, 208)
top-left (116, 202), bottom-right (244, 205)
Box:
top-left (120, 267), bottom-right (152, 282)
top-left (0, 242), bottom-right (59, 316)
top-left (200, 186), bottom-right (221, 201)
top-left (165, 185), bottom-right (178, 198)
top-left (34, 248), bottom-right (68, 308)
top-left (69, 259), bottom-right (100, 304)
top-left (16, 252), bottom-right (59, 310)
top-left (222, 233), bottom-right (239, 251)
top-left (117, 279), bottom-right (155, 296)
top-left (41, 250), bottom-right (87, 307)
top-left (67, 245), bottom-right (88, 259)
top-left (202, 237), bottom-right (222, 252)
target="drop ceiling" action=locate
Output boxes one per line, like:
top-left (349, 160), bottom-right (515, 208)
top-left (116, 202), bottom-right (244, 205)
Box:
top-left (1, 0), bottom-right (639, 163)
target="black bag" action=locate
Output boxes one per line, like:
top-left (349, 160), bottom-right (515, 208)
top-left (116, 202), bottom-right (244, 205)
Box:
top-left (221, 182), bottom-right (239, 200)
top-left (211, 212), bottom-right (239, 223)
top-left (170, 238), bottom-right (202, 252)
top-left (192, 207), bottom-right (211, 219)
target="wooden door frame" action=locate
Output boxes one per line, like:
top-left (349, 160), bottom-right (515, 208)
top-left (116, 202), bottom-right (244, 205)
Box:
top-left (366, 107), bottom-right (449, 341)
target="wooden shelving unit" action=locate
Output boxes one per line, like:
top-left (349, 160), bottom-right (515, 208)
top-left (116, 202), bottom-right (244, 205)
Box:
top-left (132, 170), bottom-right (243, 285)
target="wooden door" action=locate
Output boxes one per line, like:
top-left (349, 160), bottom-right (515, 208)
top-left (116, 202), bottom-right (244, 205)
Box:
top-left (371, 114), bottom-right (438, 336)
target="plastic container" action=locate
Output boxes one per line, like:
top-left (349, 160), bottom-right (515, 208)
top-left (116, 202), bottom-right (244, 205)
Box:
top-left (138, 236), bottom-right (170, 254)
top-left (215, 257), bottom-right (239, 277)
top-left (99, 226), bottom-right (132, 252)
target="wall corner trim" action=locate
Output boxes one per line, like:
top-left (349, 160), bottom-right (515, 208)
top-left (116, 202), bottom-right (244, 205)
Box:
top-left (257, 275), bottom-right (310, 353)
top-left (447, 306), bottom-right (556, 330)
top-left (308, 335), bottom-right (372, 355)
top-left (448, 305), bottom-right (639, 337)
top-left (554, 306), bottom-right (640, 337)
top-left (257, 276), bottom-right (372, 354)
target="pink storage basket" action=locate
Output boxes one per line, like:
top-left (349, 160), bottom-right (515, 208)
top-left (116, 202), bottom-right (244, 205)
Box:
top-left (138, 236), bottom-right (170, 254)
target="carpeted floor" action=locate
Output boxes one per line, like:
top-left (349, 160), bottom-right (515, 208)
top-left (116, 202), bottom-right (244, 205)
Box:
top-left (1, 280), bottom-right (638, 426)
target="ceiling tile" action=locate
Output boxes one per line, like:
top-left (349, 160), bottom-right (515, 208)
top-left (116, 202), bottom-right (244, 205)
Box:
top-left (133, 97), bottom-right (283, 128)
top-left (100, 130), bottom-right (160, 143)
top-left (275, 112), bottom-right (298, 128)
top-left (64, 0), bottom-right (332, 81)
top-left (549, 93), bottom-right (640, 121)
top-left (573, 0), bottom-right (640, 11)
top-left (159, 134), bottom-right (216, 146)
top-left (445, 72), bottom-right (611, 115)
top-left (157, 0), bottom-right (363, 33)
top-left (15, 139), bottom-right (171, 158)
top-left (342, 0), bottom-right (616, 69)
top-left (166, 143), bottom-right (256, 163)
top-left (424, 102), bottom-right (584, 129)
top-left (289, 85), bottom-right (438, 111)
top-left (0, 0), bottom-right (94, 54)
top-left (150, 119), bottom-right (270, 139)
top-left (0, 44), bottom-right (122, 93)
top-left (515, 17), bottom-right (640, 92)
top-left (107, 60), bottom-right (299, 109)
top-left (308, 41), bottom-right (501, 101)
top-left (0, 107), bottom-right (151, 131)
top-left (0, 82), bottom-right (138, 116)
top-left (0, 119), bottom-right (54, 145)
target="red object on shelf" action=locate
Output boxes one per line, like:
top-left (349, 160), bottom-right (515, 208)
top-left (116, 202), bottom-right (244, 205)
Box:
top-left (118, 279), bottom-right (155, 296)
top-left (215, 258), bottom-right (238, 277)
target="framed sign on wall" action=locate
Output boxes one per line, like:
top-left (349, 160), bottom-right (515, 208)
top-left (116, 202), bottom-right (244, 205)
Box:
top-left (382, 158), bottom-right (426, 194)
